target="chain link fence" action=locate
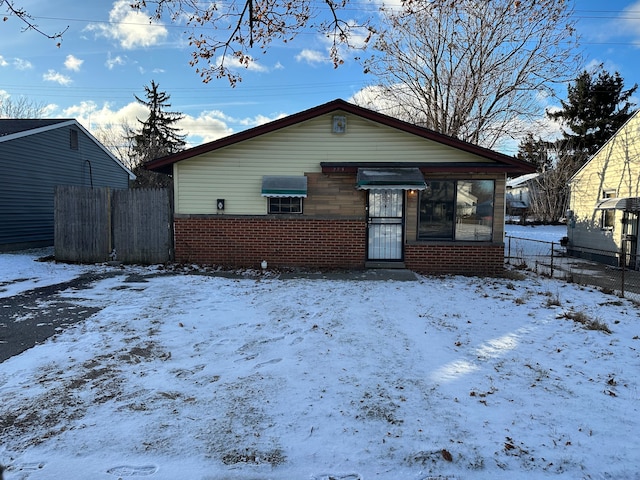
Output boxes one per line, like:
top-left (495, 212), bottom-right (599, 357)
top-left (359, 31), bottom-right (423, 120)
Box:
top-left (505, 235), bottom-right (640, 303)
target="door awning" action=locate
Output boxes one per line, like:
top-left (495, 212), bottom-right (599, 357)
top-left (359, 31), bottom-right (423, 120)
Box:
top-left (261, 176), bottom-right (307, 197)
top-left (595, 197), bottom-right (640, 211)
top-left (356, 167), bottom-right (427, 190)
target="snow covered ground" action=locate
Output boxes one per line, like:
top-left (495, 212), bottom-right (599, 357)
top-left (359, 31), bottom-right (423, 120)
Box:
top-left (1, 228), bottom-right (639, 480)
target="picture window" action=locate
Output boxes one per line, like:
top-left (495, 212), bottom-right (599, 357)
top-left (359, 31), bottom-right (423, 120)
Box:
top-left (418, 179), bottom-right (494, 241)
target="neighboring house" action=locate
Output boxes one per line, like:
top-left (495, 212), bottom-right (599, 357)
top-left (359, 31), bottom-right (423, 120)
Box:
top-left (0, 119), bottom-right (135, 251)
top-left (505, 172), bottom-right (541, 219)
top-left (146, 99), bottom-right (535, 275)
top-left (567, 110), bottom-right (640, 268)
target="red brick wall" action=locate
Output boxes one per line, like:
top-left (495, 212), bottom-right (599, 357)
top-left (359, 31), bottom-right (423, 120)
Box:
top-left (405, 243), bottom-right (504, 275)
top-left (175, 216), bottom-right (505, 274)
top-left (174, 216), bottom-right (367, 269)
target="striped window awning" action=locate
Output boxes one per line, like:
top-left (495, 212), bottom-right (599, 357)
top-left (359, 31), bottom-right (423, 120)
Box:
top-left (261, 176), bottom-right (308, 197)
top-left (356, 167), bottom-right (427, 190)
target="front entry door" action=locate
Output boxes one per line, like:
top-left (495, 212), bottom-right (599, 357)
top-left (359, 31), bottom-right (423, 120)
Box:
top-left (367, 189), bottom-right (404, 261)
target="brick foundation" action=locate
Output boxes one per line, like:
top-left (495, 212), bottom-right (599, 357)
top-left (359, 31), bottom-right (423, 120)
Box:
top-left (174, 216), bottom-right (367, 269)
top-left (405, 243), bottom-right (505, 276)
top-left (175, 216), bottom-right (505, 275)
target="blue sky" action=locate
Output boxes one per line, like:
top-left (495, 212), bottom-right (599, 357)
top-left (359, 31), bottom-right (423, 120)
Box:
top-left (1, 1), bottom-right (640, 155)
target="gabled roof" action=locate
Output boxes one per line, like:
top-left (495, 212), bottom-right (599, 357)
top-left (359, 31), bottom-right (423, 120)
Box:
top-left (569, 109), bottom-right (640, 183)
top-left (145, 98), bottom-right (536, 175)
top-left (506, 172), bottom-right (541, 188)
top-left (0, 118), bottom-right (135, 180)
top-left (0, 119), bottom-right (72, 137)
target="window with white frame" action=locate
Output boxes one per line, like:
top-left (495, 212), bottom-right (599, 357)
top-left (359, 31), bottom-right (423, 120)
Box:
top-left (268, 197), bottom-right (303, 214)
top-left (601, 190), bottom-right (616, 229)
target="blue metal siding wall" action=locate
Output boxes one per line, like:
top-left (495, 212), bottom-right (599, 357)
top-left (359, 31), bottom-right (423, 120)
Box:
top-left (0, 125), bottom-right (130, 250)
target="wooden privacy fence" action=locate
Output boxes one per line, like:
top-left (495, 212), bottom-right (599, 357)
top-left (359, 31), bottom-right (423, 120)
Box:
top-left (54, 186), bottom-right (172, 264)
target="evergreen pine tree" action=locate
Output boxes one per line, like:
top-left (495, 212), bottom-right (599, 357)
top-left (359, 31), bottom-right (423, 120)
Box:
top-left (130, 80), bottom-right (186, 188)
top-left (548, 66), bottom-right (637, 158)
top-left (517, 133), bottom-right (553, 173)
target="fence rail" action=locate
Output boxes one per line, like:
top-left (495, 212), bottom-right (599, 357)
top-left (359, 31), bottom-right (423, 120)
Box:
top-left (55, 186), bottom-right (172, 264)
top-left (505, 235), bottom-right (640, 302)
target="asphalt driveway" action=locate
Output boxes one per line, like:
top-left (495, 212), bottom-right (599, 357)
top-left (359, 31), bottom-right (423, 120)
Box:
top-left (0, 272), bottom-right (122, 363)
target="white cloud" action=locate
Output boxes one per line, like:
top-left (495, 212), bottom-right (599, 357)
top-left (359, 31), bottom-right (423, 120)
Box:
top-left (106, 54), bottom-right (126, 70)
top-left (295, 49), bottom-right (328, 65)
top-left (237, 113), bottom-right (287, 127)
top-left (85, 0), bottom-right (168, 50)
top-left (0, 56), bottom-right (8, 67)
top-left (58, 101), bottom-right (234, 150)
top-left (297, 21), bottom-right (373, 67)
top-left (64, 54), bottom-right (84, 72)
top-left (178, 111), bottom-right (233, 145)
top-left (216, 54), bottom-right (268, 73)
top-left (43, 70), bottom-right (72, 85)
top-left (621, 1), bottom-right (640, 41)
top-left (13, 58), bottom-right (33, 70)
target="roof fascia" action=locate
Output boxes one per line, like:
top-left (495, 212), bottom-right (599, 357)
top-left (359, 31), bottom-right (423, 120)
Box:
top-left (0, 119), bottom-right (73, 143)
top-left (321, 162), bottom-right (534, 175)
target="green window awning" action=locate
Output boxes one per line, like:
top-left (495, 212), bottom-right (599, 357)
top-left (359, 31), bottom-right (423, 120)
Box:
top-left (261, 176), bottom-right (308, 198)
top-left (356, 167), bottom-right (427, 190)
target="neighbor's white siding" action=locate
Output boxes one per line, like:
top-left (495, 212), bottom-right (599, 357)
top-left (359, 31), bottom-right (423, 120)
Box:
top-left (175, 112), bottom-right (493, 215)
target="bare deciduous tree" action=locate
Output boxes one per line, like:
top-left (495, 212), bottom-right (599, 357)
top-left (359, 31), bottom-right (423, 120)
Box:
top-left (527, 144), bottom-right (584, 224)
top-left (0, 94), bottom-right (47, 118)
top-left (360, 0), bottom-right (580, 149)
top-left (92, 121), bottom-right (138, 170)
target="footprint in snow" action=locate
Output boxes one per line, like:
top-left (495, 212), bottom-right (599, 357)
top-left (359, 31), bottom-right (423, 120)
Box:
top-left (314, 474), bottom-right (362, 480)
top-left (4, 462), bottom-right (45, 480)
top-left (106, 465), bottom-right (158, 476)
top-left (255, 358), bottom-right (282, 368)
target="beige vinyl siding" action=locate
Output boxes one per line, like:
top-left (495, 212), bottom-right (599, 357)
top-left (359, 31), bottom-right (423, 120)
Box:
top-left (569, 112), bottom-right (640, 251)
top-left (175, 112), bottom-right (492, 214)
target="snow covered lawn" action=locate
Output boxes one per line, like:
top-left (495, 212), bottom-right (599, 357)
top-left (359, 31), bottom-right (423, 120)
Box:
top-left (1, 245), bottom-right (639, 479)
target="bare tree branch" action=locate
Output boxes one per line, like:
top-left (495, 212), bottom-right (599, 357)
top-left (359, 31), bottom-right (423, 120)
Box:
top-left (0, 94), bottom-right (48, 118)
top-left (130, 0), bottom-right (372, 85)
top-left (359, 0), bottom-right (581, 149)
top-left (1, 0), bottom-right (68, 45)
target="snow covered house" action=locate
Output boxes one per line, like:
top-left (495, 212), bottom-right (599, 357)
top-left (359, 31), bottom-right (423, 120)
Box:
top-left (566, 110), bottom-right (640, 268)
top-left (0, 119), bottom-right (134, 251)
top-left (145, 99), bottom-right (535, 275)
